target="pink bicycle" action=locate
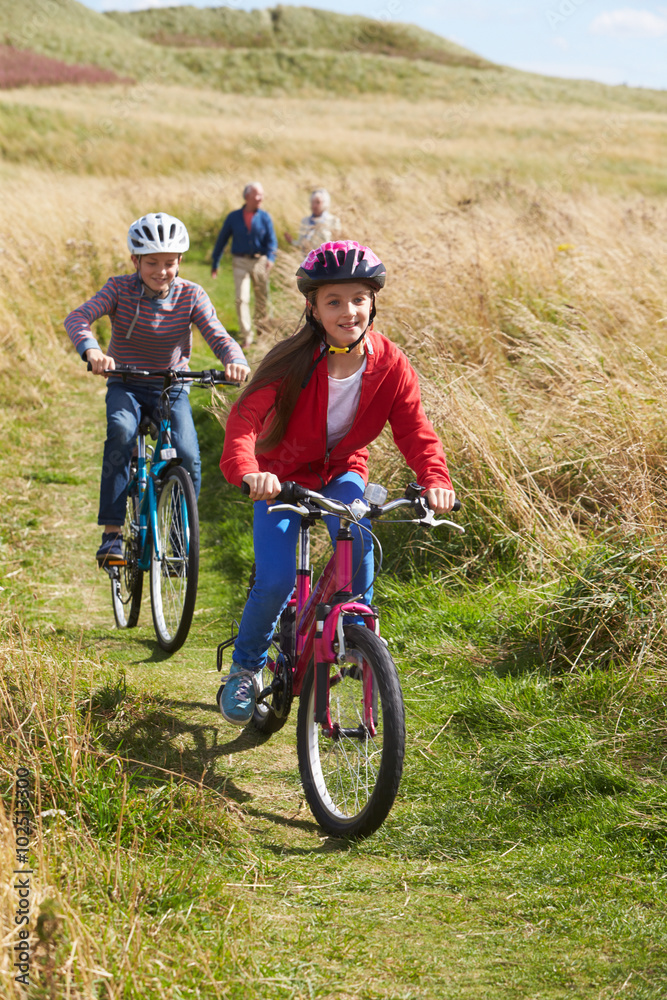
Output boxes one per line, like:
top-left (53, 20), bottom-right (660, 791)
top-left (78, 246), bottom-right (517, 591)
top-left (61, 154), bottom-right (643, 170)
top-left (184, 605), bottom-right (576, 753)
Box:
top-left (218, 481), bottom-right (463, 838)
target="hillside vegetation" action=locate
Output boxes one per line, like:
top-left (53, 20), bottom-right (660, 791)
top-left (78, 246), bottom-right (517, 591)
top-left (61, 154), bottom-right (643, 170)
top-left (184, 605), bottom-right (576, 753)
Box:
top-left (0, 0), bottom-right (192, 83)
top-left (1, 0), bottom-right (666, 109)
top-left (2, 2), bottom-right (667, 996)
top-left (105, 3), bottom-right (490, 67)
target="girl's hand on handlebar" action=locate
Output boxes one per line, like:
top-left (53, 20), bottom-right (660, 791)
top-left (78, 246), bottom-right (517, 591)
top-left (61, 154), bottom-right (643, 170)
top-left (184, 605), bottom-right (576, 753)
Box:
top-left (242, 472), bottom-right (282, 502)
top-left (225, 362), bottom-right (250, 383)
top-left (424, 487), bottom-right (457, 514)
top-left (85, 348), bottom-right (116, 376)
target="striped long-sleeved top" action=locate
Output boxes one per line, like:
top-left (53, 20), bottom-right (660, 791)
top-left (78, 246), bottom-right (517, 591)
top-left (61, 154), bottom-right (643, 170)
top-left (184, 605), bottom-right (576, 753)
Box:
top-left (64, 272), bottom-right (247, 371)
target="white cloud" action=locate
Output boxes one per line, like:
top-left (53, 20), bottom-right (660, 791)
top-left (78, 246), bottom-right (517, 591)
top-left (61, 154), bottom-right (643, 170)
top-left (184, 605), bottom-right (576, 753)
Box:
top-left (590, 8), bottom-right (667, 37)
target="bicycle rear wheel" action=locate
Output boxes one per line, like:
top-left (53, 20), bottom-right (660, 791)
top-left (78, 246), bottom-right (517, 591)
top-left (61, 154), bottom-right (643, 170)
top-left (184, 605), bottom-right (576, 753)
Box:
top-left (150, 466), bottom-right (199, 653)
top-left (111, 480), bottom-right (143, 629)
top-left (296, 624), bottom-right (405, 838)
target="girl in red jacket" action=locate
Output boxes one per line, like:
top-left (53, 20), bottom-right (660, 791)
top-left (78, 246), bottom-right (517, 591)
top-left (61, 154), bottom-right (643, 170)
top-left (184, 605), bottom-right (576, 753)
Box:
top-left (218, 240), bottom-right (456, 725)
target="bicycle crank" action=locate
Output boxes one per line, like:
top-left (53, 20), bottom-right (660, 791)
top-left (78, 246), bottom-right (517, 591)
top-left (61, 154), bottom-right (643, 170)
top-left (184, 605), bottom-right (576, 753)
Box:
top-left (257, 653), bottom-right (293, 719)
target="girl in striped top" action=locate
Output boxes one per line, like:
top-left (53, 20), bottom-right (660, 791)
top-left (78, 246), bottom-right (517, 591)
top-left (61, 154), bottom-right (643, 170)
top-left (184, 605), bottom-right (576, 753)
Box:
top-left (65, 212), bottom-right (250, 567)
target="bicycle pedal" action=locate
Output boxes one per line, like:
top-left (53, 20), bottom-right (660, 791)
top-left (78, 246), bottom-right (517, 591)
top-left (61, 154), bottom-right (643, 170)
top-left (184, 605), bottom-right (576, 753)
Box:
top-left (98, 557), bottom-right (127, 569)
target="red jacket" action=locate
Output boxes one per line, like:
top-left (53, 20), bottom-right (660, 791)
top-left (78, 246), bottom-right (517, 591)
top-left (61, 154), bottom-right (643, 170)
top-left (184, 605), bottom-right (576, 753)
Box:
top-left (220, 330), bottom-right (453, 491)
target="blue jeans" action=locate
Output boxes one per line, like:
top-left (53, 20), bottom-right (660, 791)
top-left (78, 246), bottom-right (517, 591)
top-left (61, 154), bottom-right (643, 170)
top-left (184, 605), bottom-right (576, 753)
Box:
top-left (98, 379), bottom-right (200, 526)
top-left (232, 472), bottom-right (374, 672)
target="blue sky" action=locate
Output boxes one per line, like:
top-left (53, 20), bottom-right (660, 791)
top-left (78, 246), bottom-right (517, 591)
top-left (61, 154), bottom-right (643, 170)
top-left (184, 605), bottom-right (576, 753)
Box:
top-left (81, 0), bottom-right (667, 89)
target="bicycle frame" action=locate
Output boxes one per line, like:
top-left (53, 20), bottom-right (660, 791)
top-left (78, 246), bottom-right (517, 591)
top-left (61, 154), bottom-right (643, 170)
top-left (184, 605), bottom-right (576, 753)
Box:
top-left (100, 366), bottom-right (237, 581)
top-left (103, 370), bottom-right (196, 580)
top-left (258, 484), bottom-right (462, 723)
top-left (275, 513), bottom-right (379, 732)
top-left (131, 395), bottom-right (189, 573)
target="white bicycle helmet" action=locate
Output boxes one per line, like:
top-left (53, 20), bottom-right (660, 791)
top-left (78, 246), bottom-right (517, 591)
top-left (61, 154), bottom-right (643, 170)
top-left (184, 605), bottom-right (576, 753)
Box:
top-left (127, 213), bottom-right (190, 255)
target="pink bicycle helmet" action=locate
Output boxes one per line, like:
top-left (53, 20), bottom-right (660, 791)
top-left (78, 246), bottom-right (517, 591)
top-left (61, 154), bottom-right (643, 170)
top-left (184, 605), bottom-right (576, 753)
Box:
top-left (296, 240), bottom-right (386, 295)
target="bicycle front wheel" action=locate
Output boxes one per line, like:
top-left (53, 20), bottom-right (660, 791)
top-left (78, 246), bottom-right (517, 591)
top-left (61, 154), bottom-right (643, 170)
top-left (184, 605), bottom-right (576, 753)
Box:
top-left (111, 481), bottom-right (143, 629)
top-left (296, 624), bottom-right (405, 839)
top-left (150, 466), bottom-right (199, 653)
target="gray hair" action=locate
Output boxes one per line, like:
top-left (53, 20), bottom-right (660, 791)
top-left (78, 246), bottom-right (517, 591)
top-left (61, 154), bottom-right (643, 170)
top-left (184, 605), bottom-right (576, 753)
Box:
top-left (311, 188), bottom-right (331, 210)
top-left (243, 182), bottom-right (262, 198)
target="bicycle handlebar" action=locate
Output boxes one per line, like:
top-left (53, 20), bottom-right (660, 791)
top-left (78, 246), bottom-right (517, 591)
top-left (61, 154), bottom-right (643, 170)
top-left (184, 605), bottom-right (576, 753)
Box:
top-left (241, 480), bottom-right (462, 529)
top-left (86, 362), bottom-right (241, 386)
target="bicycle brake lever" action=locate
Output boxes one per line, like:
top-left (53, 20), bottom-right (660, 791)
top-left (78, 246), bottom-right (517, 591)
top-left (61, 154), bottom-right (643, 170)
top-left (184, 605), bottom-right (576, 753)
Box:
top-left (268, 502), bottom-right (311, 515)
top-left (418, 511), bottom-right (465, 534)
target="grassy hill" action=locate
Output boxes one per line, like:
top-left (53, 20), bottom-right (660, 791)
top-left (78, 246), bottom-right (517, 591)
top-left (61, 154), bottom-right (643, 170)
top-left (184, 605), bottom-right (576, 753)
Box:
top-left (1, 0), bottom-right (666, 110)
top-left (0, 0), bottom-right (193, 82)
top-left (105, 3), bottom-right (491, 68)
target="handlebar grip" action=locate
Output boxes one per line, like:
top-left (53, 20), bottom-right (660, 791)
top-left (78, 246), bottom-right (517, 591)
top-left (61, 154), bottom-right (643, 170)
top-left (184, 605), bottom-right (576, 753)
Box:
top-left (452, 499), bottom-right (461, 512)
top-left (240, 480), bottom-right (308, 503)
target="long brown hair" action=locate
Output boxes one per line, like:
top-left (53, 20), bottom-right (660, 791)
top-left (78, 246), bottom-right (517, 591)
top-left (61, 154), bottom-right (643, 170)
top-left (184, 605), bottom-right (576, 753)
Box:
top-left (237, 304), bottom-right (322, 453)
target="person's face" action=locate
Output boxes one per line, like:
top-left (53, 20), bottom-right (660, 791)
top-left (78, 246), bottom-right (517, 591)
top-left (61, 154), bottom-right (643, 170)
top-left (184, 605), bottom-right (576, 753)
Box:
top-left (311, 194), bottom-right (325, 217)
top-left (132, 252), bottom-right (181, 294)
top-left (311, 282), bottom-right (373, 349)
top-left (245, 186), bottom-right (264, 210)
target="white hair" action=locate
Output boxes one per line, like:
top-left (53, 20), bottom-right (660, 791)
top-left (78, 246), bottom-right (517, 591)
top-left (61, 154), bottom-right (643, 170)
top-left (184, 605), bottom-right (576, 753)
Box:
top-left (243, 181), bottom-right (263, 198)
top-left (311, 188), bottom-right (331, 211)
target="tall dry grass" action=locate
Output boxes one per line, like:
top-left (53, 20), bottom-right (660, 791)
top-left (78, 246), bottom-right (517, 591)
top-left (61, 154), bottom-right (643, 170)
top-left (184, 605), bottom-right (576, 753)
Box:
top-left (1, 86), bottom-right (666, 603)
top-left (2, 108), bottom-right (667, 562)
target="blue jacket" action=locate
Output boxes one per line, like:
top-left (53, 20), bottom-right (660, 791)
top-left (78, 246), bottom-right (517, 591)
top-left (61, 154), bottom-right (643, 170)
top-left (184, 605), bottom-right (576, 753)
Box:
top-left (211, 207), bottom-right (278, 269)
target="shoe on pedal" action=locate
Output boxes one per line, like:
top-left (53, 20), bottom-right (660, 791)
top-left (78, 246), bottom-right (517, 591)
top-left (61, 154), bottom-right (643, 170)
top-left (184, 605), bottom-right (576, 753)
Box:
top-left (217, 663), bottom-right (260, 726)
top-left (96, 532), bottom-right (125, 568)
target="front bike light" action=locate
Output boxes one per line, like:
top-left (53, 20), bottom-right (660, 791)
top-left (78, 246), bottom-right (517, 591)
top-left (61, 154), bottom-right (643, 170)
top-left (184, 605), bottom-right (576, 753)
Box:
top-left (364, 483), bottom-right (387, 506)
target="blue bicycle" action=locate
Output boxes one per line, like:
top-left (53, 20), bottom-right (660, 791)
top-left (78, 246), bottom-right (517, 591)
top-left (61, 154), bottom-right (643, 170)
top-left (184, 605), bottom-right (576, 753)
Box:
top-left (95, 365), bottom-right (237, 653)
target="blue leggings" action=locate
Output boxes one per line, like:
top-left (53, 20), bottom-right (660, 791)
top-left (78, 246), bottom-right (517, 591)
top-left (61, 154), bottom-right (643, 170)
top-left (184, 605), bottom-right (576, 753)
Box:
top-left (232, 472), bottom-right (374, 672)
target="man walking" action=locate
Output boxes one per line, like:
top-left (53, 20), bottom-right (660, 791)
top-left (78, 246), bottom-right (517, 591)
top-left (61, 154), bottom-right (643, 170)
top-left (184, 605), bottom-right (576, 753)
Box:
top-left (211, 182), bottom-right (278, 347)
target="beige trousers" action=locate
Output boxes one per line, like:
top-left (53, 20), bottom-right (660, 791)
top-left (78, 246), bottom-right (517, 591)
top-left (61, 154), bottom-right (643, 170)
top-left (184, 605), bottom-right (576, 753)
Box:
top-left (232, 255), bottom-right (271, 345)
